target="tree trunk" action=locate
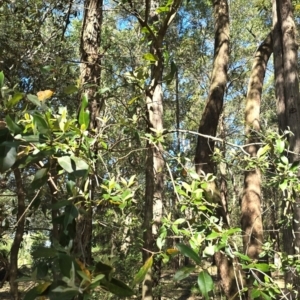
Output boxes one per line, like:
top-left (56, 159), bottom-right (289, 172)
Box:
top-left (9, 168), bottom-right (26, 300)
top-left (273, 0), bottom-right (300, 294)
top-left (73, 0), bottom-right (103, 266)
top-left (241, 33), bottom-right (272, 292)
top-left (142, 4), bottom-right (164, 299)
top-left (194, 0), bottom-right (237, 298)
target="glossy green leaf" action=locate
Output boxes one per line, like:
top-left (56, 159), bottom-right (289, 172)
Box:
top-left (5, 115), bottom-right (23, 134)
top-left (173, 266), bottom-right (195, 281)
top-left (197, 271), bottom-right (213, 300)
top-left (57, 156), bottom-right (89, 177)
top-left (176, 243), bottom-right (201, 264)
top-left (33, 114), bottom-right (50, 135)
top-left (132, 256), bottom-right (153, 286)
top-left (276, 139), bottom-right (285, 154)
top-left (280, 155), bottom-right (289, 165)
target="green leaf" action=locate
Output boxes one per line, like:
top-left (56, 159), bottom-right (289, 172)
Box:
top-left (233, 252), bottom-right (252, 262)
top-left (280, 155), bottom-right (289, 165)
top-left (79, 95), bottom-right (90, 129)
top-left (254, 263), bottom-right (270, 272)
top-left (57, 156), bottom-right (89, 177)
top-left (173, 266), bottom-right (195, 281)
top-left (260, 291), bottom-right (272, 300)
top-left (176, 243), bottom-right (201, 264)
top-left (32, 247), bottom-right (57, 258)
top-left (173, 218), bottom-right (186, 225)
top-left (132, 256), bottom-right (153, 286)
top-left (276, 139), bottom-right (285, 154)
top-left (197, 271), bottom-right (213, 300)
top-left (257, 144), bottom-right (270, 158)
top-left (63, 85), bottom-right (78, 95)
top-left (7, 92), bottom-right (23, 108)
top-left (50, 200), bottom-right (71, 210)
top-left (5, 115), bottom-right (23, 134)
top-left (33, 114), bottom-right (50, 135)
top-left (31, 167), bottom-right (48, 189)
top-left (143, 53), bottom-right (158, 62)
top-left (27, 94), bottom-right (41, 107)
top-left (64, 204), bottom-right (78, 232)
top-left (0, 141), bottom-right (17, 173)
top-left (251, 288), bottom-right (261, 298)
top-left (94, 261), bottom-right (114, 280)
top-left (279, 179), bottom-right (288, 192)
top-left (58, 254), bottom-right (77, 278)
top-left (0, 71), bottom-right (4, 89)
top-left (100, 277), bottom-right (135, 297)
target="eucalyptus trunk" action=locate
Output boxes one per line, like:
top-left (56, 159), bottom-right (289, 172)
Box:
top-left (273, 0), bottom-right (300, 294)
top-left (73, 0), bottom-right (103, 266)
top-left (194, 0), bottom-right (237, 298)
top-left (241, 33), bottom-right (272, 292)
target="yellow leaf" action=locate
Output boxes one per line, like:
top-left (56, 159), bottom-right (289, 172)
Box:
top-left (37, 90), bottom-right (54, 101)
top-left (166, 248), bottom-right (179, 255)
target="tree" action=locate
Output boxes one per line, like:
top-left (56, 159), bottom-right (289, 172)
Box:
top-left (273, 0), bottom-right (300, 294)
top-left (72, 0), bottom-right (104, 267)
top-left (241, 32), bottom-right (272, 293)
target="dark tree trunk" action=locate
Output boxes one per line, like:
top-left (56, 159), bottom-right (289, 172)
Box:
top-left (273, 0), bottom-right (300, 295)
top-left (9, 168), bottom-right (26, 300)
top-left (73, 0), bottom-right (103, 266)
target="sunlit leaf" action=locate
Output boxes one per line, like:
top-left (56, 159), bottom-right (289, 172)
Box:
top-left (166, 248), bottom-right (179, 255)
top-left (37, 89), bottom-right (54, 101)
top-left (0, 71), bottom-right (4, 89)
top-left (143, 52), bottom-right (158, 62)
top-left (132, 256), bottom-right (153, 286)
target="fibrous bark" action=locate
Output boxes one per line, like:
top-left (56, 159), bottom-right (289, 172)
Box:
top-left (194, 0), bottom-right (237, 298)
top-left (241, 33), bottom-right (272, 290)
top-left (73, 0), bottom-right (103, 266)
top-left (273, 0), bottom-right (300, 293)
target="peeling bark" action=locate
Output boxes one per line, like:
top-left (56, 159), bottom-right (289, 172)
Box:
top-left (242, 34), bottom-right (272, 295)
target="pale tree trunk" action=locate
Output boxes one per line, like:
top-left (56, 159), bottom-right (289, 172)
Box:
top-left (73, 0), bottom-right (103, 266)
top-left (137, 1), bottom-right (182, 299)
top-left (194, 0), bottom-right (238, 298)
top-left (143, 2), bottom-right (164, 298)
top-left (9, 168), bottom-right (25, 300)
top-left (241, 33), bottom-right (272, 293)
top-left (273, 0), bottom-right (300, 294)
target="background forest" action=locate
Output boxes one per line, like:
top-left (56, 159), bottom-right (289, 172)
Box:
top-left (0, 0), bottom-right (300, 299)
